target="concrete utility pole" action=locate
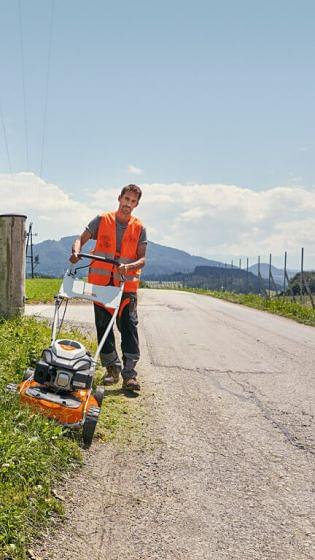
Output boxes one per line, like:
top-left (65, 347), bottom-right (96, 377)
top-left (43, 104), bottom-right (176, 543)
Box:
top-left (0, 214), bottom-right (27, 318)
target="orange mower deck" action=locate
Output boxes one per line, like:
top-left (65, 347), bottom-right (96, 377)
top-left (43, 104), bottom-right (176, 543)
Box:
top-left (19, 379), bottom-right (99, 426)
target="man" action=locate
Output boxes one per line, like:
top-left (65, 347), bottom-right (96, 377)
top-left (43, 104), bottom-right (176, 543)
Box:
top-left (70, 184), bottom-right (146, 392)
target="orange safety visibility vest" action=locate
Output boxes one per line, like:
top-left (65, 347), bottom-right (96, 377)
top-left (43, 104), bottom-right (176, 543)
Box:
top-left (88, 212), bottom-right (143, 293)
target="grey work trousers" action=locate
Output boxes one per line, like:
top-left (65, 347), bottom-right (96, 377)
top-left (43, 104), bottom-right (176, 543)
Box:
top-left (93, 293), bottom-right (140, 378)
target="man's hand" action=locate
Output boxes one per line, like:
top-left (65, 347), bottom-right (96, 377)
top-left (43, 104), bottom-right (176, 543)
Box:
top-left (118, 264), bottom-right (129, 275)
top-left (70, 251), bottom-right (81, 264)
top-left (70, 238), bottom-right (82, 263)
top-left (117, 246), bottom-right (147, 275)
top-left (69, 230), bottom-right (92, 264)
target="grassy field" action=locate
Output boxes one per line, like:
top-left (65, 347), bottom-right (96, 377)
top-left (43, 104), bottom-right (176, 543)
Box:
top-left (25, 278), bottom-right (62, 303)
top-left (0, 316), bottom-right (142, 560)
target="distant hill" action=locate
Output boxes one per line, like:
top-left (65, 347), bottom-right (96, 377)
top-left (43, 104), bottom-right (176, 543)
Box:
top-left (147, 265), bottom-right (267, 294)
top-left (144, 241), bottom-right (222, 276)
top-left (249, 263), bottom-right (297, 285)
top-left (27, 236), bottom-right (223, 278)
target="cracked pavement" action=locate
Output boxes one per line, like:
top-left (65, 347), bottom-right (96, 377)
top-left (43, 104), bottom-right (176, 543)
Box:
top-left (33, 289), bottom-right (315, 560)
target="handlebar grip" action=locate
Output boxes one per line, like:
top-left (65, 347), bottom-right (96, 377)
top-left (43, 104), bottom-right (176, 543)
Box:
top-left (78, 252), bottom-right (120, 266)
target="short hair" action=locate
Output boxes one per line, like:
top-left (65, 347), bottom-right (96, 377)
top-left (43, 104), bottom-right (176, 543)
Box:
top-left (120, 184), bottom-right (142, 201)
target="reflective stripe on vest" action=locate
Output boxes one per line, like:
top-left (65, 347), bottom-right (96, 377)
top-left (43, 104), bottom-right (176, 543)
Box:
top-left (88, 211), bottom-right (143, 293)
top-left (88, 267), bottom-right (112, 277)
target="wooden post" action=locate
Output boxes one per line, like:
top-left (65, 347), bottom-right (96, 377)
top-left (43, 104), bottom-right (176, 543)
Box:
top-left (0, 214), bottom-right (27, 318)
top-left (300, 247), bottom-right (304, 304)
top-left (283, 251), bottom-right (287, 295)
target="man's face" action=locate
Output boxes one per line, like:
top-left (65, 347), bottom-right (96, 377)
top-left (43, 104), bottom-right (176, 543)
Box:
top-left (118, 191), bottom-right (139, 216)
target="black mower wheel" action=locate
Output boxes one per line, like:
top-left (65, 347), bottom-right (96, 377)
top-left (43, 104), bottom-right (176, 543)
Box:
top-left (94, 385), bottom-right (105, 407)
top-left (82, 406), bottom-right (100, 448)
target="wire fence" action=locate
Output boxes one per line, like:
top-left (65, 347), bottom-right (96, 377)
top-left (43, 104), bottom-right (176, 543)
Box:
top-left (144, 247), bottom-right (315, 309)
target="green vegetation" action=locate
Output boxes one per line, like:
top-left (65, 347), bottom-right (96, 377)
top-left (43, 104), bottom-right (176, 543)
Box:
top-left (0, 316), bottom-right (142, 559)
top-left (287, 271), bottom-right (315, 295)
top-left (0, 316), bottom-right (80, 559)
top-left (25, 278), bottom-right (61, 303)
top-left (96, 387), bottom-right (145, 447)
top-left (176, 288), bottom-right (315, 326)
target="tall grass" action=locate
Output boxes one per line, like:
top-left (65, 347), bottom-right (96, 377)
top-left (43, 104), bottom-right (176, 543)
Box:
top-left (0, 314), bottom-right (145, 559)
top-left (0, 317), bottom-right (81, 559)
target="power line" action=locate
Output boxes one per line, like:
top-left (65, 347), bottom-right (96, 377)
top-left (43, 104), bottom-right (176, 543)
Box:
top-left (18, 0), bottom-right (30, 170)
top-left (26, 222), bottom-right (39, 278)
top-left (39, 0), bottom-right (55, 178)
top-left (0, 99), bottom-right (13, 175)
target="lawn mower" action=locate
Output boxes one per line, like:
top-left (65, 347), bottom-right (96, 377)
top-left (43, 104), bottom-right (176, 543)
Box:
top-left (7, 253), bottom-right (124, 448)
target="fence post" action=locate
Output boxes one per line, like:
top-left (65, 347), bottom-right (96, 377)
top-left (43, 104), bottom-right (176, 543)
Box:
top-left (300, 247), bottom-right (315, 309)
top-left (300, 247), bottom-right (304, 304)
top-left (284, 251), bottom-right (296, 302)
top-left (268, 253), bottom-right (272, 298)
top-left (258, 256), bottom-right (261, 295)
top-left (0, 214), bottom-right (27, 318)
top-left (246, 257), bottom-right (249, 293)
top-left (283, 251), bottom-right (287, 295)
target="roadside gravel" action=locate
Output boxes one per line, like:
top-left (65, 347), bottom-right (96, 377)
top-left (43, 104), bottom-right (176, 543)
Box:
top-left (34, 291), bottom-right (314, 560)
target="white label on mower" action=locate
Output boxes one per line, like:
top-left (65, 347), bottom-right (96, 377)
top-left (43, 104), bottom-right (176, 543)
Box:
top-left (73, 280), bottom-right (84, 294)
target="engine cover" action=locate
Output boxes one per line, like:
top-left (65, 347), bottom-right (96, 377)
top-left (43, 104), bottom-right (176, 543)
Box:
top-left (34, 339), bottom-right (95, 392)
top-left (52, 339), bottom-right (87, 360)
top-left (41, 339), bottom-right (94, 371)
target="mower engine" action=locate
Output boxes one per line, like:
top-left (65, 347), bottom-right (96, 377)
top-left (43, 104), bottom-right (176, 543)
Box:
top-left (34, 339), bottom-right (95, 392)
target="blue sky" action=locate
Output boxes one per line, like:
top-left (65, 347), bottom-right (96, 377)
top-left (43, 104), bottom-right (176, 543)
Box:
top-left (0, 0), bottom-right (314, 191)
top-left (0, 1), bottom-right (314, 268)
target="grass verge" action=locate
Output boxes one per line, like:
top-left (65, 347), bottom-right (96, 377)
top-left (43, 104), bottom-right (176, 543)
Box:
top-left (175, 288), bottom-right (315, 326)
top-left (0, 316), bottom-right (81, 559)
top-left (0, 316), bottom-right (143, 559)
top-left (25, 279), bottom-right (61, 303)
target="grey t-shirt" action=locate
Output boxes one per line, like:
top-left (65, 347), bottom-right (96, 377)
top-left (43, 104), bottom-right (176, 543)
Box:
top-left (86, 215), bottom-right (147, 255)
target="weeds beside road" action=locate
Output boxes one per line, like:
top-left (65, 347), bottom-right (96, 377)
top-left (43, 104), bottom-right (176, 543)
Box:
top-left (0, 316), bottom-right (139, 560)
top-left (0, 317), bottom-right (80, 559)
top-left (198, 289), bottom-right (315, 326)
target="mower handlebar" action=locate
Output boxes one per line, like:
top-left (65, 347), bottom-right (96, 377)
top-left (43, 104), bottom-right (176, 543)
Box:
top-left (78, 252), bottom-right (120, 266)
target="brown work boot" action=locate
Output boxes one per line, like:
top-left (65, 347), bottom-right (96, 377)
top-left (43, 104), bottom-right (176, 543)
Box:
top-left (122, 377), bottom-right (140, 392)
top-left (102, 364), bottom-right (121, 385)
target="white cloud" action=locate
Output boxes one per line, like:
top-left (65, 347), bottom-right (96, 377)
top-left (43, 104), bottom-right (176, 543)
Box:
top-left (127, 165), bottom-right (143, 175)
top-left (0, 173), bottom-right (314, 267)
top-left (0, 172), bottom-right (94, 241)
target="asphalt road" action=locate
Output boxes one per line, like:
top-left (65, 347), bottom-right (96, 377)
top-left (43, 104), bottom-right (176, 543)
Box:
top-left (30, 289), bottom-right (315, 560)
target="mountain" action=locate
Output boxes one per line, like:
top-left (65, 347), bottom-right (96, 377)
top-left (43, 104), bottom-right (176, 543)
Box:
top-left (150, 265), bottom-right (266, 294)
top-left (249, 263), bottom-right (297, 285)
top-left (27, 236), bottom-right (223, 278)
top-left (144, 241), bottom-right (222, 276)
